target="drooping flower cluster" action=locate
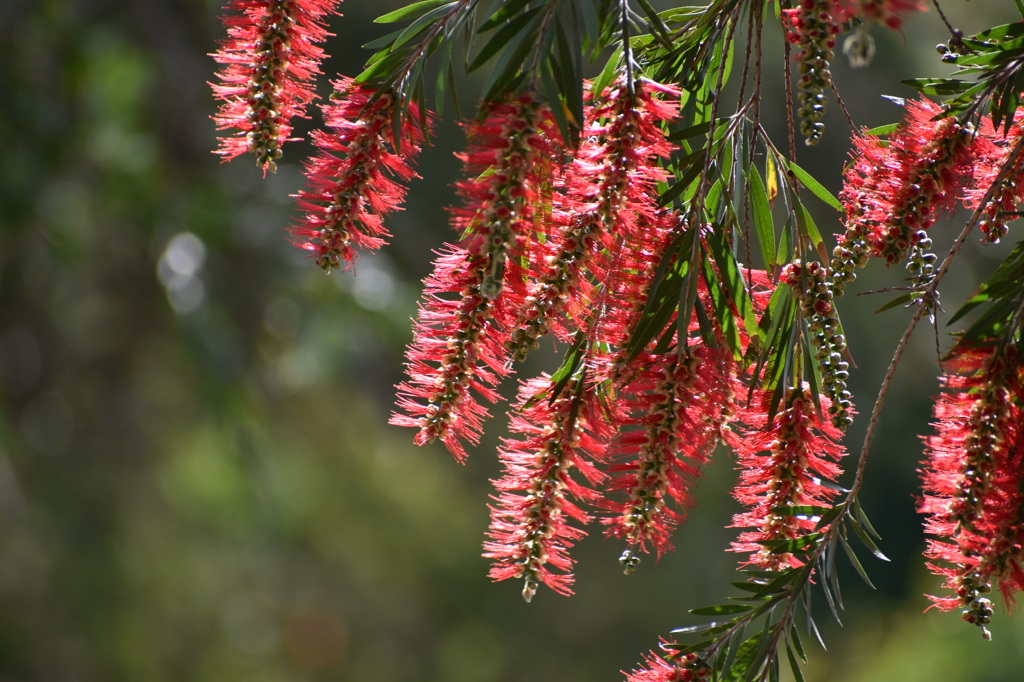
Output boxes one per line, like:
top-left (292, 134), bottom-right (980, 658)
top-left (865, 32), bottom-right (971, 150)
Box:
top-left (603, 345), bottom-right (736, 561)
top-left (391, 83), bottom-right (686, 463)
top-left (390, 97), bottom-right (563, 460)
top-left (507, 82), bottom-right (681, 361)
top-left (484, 373), bottom-right (614, 600)
top-left (962, 116), bottom-right (1024, 244)
top-left (920, 346), bottom-right (1024, 639)
top-left (837, 98), bottom-right (981, 270)
top-left (291, 80), bottom-right (429, 270)
top-left (211, 0), bottom-right (342, 172)
top-left (782, 0), bottom-right (926, 117)
top-left (729, 384), bottom-right (848, 570)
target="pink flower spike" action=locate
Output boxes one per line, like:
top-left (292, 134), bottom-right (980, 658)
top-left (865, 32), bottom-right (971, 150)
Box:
top-left (391, 95), bottom-right (565, 458)
top-left (507, 80), bottom-right (680, 361)
top-left (603, 345), bottom-right (736, 560)
top-left (837, 98), bottom-right (981, 268)
top-left (728, 384), bottom-right (848, 571)
top-left (291, 81), bottom-right (430, 270)
top-left (390, 246), bottom-right (512, 461)
top-left (920, 346), bottom-right (1024, 638)
top-left (210, 0), bottom-right (342, 173)
top-left (483, 374), bottom-right (614, 601)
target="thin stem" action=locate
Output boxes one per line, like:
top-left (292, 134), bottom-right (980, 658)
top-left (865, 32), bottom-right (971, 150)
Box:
top-left (620, 0), bottom-right (635, 95)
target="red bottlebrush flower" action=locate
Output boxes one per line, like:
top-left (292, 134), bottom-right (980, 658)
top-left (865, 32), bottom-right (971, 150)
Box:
top-left (451, 96), bottom-right (563, 300)
top-left (483, 374), bottom-right (614, 601)
top-left (962, 115), bottom-right (1024, 244)
top-left (920, 346), bottom-right (1024, 639)
top-left (210, 0), bottom-right (342, 172)
top-left (625, 648), bottom-right (711, 682)
top-left (728, 384), bottom-right (848, 570)
top-left (291, 81), bottom-right (429, 270)
top-left (507, 80), bottom-right (680, 361)
top-left (390, 246), bottom-right (513, 462)
top-left (837, 98), bottom-right (981, 269)
top-left (391, 97), bottom-right (564, 458)
top-left (603, 345), bottom-right (736, 561)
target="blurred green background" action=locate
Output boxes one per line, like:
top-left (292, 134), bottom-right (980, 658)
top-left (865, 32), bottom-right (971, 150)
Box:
top-left (2, 1), bottom-right (1024, 680)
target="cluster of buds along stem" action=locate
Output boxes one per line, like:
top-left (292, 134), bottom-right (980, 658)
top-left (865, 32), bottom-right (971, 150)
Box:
top-left (957, 572), bottom-right (995, 640)
top-left (211, 0), bottom-right (341, 172)
top-left (780, 261), bottom-right (852, 429)
top-left (976, 179), bottom-right (1017, 244)
top-left (782, 1), bottom-right (841, 145)
top-left (905, 229), bottom-right (939, 316)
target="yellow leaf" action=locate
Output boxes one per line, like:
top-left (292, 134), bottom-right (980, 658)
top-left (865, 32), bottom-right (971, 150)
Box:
top-left (766, 154), bottom-right (779, 206)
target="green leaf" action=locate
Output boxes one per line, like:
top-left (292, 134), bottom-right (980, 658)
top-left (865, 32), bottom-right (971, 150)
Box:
top-left (839, 535), bottom-right (877, 589)
top-left (805, 597), bottom-right (826, 649)
top-left (747, 166), bottom-right (776, 270)
top-left (540, 333), bottom-right (588, 409)
top-left (786, 160), bottom-right (841, 211)
top-left (659, 147), bottom-right (708, 207)
top-left (704, 228), bottom-right (760, 357)
top-left (478, 0), bottom-right (533, 31)
top-left (375, 0), bottom-right (453, 24)
top-left (848, 515), bottom-right (891, 562)
top-left (948, 241), bottom-right (1024, 325)
top-left (901, 77), bottom-right (974, 96)
top-left (787, 641), bottom-right (808, 682)
top-left (972, 21), bottom-right (1024, 42)
top-left (792, 196), bottom-right (829, 265)
top-left (469, 7), bottom-right (541, 72)
top-left (363, 27), bottom-right (408, 51)
top-left (700, 254), bottom-right (741, 355)
top-left (756, 532), bottom-right (823, 553)
top-left (591, 47), bottom-right (624, 97)
top-left (671, 621), bottom-right (732, 635)
top-left (862, 122), bottom-right (898, 137)
top-left (874, 293), bottom-right (913, 314)
top-left (771, 505), bottom-right (829, 518)
top-left (623, 229), bottom-right (695, 362)
top-left (689, 603), bottom-right (753, 616)
top-left (813, 504), bottom-right (846, 531)
top-left (634, 0), bottom-right (675, 49)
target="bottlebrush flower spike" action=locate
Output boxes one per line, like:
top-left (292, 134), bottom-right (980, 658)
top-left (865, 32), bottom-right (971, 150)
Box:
top-left (452, 96), bottom-right (563, 301)
top-left (603, 345), bottom-right (736, 563)
top-left (483, 373), bottom-right (614, 601)
top-left (835, 98), bottom-right (980, 274)
top-left (920, 346), bottom-right (1024, 639)
top-left (506, 81), bottom-right (680, 361)
top-left (963, 115), bottom-right (1024, 244)
top-left (729, 384), bottom-right (848, 570)
top-left (210, 0), bottom-right (342, 173)
top-left (291, 81), bottom-right (429, 270)
top-left (391, 97), bottom-right (563, 459)
top-left (390, 246), bottom-right (510, 462)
